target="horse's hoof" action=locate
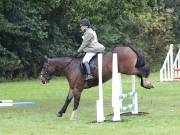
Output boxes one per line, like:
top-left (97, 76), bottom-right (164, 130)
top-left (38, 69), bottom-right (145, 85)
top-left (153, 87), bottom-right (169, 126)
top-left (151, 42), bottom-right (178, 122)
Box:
top-left (70, 110), bottom-right (78, 120)
top-left (144, 84), bottom-right (154, 89)
top-left (149, 85), bottom-right (154, 88)
top-left (70, 117), bottom-right (77, 121)
top-left (56, 112), bottom-right (63, 117)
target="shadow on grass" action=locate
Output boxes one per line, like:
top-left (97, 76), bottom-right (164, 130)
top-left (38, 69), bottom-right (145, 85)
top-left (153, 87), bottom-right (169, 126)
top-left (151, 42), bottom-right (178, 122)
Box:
top-left (88, 112), bottom-right (149, 124)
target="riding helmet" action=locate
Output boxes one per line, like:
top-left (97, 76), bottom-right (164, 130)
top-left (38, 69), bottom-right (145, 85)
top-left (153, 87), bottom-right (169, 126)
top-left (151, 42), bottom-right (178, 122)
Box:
top-left (80, 18), bottom-right (91, 27)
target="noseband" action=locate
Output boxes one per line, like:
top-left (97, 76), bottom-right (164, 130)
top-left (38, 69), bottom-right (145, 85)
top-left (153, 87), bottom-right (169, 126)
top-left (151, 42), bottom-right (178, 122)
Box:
top-left (40, 63), bottom-right (50, 82)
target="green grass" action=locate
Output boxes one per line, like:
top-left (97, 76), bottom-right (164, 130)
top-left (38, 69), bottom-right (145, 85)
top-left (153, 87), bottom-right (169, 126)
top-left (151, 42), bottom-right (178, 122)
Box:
top-left (1, 73), bottom-right (180, 135)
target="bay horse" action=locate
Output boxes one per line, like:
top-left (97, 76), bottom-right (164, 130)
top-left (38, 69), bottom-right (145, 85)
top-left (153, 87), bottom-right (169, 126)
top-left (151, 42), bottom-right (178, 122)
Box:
top-left (40, 47), bottom-right (153, 120)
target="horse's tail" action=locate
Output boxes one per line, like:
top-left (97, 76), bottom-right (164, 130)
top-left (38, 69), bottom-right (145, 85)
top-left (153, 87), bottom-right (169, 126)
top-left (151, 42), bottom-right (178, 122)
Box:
top-left (129, 47), bottom-right (150, 78)
top-left (129, 47), bottom-right (145, 68)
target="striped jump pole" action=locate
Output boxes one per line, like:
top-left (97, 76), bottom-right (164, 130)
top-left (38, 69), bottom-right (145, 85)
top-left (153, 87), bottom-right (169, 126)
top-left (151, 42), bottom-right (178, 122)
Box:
top-left (118, 75), bottom-right (138, 115)
top-left (0, 100), bottom-right (33, 107)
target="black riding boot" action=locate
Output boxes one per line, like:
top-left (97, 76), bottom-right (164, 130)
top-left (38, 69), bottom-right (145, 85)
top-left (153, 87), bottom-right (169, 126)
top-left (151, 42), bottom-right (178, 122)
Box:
top-left (84, 62), bottom-right (93, 80)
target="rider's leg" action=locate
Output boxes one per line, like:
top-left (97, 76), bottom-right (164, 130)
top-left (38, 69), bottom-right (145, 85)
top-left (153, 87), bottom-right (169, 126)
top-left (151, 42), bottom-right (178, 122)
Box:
top-left (82, 53), bottom-right (96, 80)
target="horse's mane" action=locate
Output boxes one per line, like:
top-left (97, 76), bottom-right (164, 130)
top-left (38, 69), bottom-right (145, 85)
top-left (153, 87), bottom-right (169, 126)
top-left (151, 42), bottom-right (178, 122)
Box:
top-left (47, 54), bottom-right (83, 59)
top-left (46, 56), bottom-right (83, 63)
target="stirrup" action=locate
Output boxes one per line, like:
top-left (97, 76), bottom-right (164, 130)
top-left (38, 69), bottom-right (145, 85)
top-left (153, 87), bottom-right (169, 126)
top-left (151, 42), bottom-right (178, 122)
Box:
top-left (85, 74), bottom-right (93, 80)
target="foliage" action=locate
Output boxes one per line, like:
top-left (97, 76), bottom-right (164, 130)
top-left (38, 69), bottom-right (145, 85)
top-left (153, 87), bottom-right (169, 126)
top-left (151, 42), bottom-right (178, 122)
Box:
top-left (0, 0), bottom-right (179, 79)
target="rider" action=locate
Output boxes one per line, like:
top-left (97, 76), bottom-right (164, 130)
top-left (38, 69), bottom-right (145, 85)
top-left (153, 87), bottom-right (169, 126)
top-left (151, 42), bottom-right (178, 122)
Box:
top-left (78, 18), bottom-right (105, 80)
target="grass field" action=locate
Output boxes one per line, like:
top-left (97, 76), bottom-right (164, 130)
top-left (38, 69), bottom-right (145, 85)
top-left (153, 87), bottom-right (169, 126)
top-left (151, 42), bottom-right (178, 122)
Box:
top-left (1, 72), bottom-right (180, 135)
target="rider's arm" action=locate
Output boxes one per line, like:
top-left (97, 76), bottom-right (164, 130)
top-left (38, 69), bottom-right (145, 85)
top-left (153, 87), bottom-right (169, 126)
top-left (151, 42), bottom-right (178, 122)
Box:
top-left (78, 32), bottom-right (93, 52)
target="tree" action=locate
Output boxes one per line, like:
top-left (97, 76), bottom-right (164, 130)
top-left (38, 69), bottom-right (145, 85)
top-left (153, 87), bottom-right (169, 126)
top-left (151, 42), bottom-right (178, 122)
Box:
top-left (0, 0), bottom-right (178, 79)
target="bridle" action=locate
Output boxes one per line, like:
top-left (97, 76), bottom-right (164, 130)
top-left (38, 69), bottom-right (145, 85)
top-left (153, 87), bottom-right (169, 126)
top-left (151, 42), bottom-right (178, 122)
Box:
top-left (41, 58), bottom-right (74, 80)
top-left (40, 63), bottom-right (50, 82)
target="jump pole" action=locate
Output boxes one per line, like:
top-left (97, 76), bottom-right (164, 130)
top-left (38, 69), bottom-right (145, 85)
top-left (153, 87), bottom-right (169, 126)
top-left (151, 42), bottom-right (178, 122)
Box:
top-left (0, 100), bottom-right (33, 107)
top-left (96, 53), bottom-right (105, 122)
top-left (0, 100), bottom-right (13, 103)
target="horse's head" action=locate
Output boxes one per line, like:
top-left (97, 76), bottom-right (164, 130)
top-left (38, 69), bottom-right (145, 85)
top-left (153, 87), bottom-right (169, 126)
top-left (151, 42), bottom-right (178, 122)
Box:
top-left (40, 56), bottom-right (74, 84)
top-left (40, 59), bottom-right (55, 84)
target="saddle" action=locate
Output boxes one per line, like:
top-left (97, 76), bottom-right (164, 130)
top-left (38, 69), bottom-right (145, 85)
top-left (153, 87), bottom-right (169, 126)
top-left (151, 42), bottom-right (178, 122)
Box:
top-left (80, 54), bottom-right (98, 75)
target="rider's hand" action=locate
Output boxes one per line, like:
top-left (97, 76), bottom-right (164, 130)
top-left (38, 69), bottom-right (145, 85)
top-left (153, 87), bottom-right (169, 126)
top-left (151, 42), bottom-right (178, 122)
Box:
top-left (77, 49), bottom-right (81, 53)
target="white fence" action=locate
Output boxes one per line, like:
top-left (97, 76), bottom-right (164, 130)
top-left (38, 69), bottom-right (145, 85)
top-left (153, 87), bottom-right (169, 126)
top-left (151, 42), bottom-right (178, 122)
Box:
top-left (160, 44), bottom-right (180, 81)
top-left (96, 53), bottom-right (138, 122)
top-left (112, 54), bottom-right (138, 121)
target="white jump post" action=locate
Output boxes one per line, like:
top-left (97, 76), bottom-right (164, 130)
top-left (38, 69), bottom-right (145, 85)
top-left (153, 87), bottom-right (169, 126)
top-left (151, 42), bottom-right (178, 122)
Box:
top-left (112, 53), bottom-right (121, 121)
top-left (160, 44), bottom-right (180, 81)
top-left (160, 44), bottom-right (174, 81)
top-left (96, 53), bottom-right (105, 122)
top-left (112, 53), bottom-right (138, 121)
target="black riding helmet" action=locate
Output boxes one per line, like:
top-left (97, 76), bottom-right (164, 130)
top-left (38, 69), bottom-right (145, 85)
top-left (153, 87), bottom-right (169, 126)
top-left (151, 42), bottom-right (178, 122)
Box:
top-left (80, 18), bottom-right (90, 27)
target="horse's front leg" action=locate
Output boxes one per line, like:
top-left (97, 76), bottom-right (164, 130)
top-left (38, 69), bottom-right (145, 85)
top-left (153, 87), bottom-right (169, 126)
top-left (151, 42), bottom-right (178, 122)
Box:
top-left (70, 89), bottom-right (81, 120)
top-left (56, 89), bottom-right (73, 117)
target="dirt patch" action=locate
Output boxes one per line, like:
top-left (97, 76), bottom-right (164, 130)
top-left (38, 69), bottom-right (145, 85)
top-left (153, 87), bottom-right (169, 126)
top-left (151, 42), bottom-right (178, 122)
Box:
top-left (88, 112), bottom-right (149, 123)
top-left (107, 111), bottom-right (149, 116)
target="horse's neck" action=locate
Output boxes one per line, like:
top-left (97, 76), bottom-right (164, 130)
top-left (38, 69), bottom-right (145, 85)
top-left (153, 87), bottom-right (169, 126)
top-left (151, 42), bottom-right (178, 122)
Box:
top-left (49, 57), bottom-right (72, 71)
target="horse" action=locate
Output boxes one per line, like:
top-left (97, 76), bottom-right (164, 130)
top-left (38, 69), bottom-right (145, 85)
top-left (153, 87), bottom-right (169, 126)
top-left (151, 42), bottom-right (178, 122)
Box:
top-left (40, 47), bottom-right (154, 120)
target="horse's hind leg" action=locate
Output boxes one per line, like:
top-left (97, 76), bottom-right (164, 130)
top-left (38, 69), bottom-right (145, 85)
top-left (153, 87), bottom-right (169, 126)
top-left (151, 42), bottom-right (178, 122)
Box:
top-left (70, 88), bottom-right (81, 120)
top-left (139, 76), bottom-right (154, 89)
top-left (136, 67), bottom-right (154, 89)
top-left (56, 89), bottom-right (73, 117)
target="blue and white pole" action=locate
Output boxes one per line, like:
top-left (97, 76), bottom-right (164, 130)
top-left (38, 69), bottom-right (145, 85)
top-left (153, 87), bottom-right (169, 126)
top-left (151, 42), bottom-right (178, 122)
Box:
top-left (0, 100), bottom-right (33, 107)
